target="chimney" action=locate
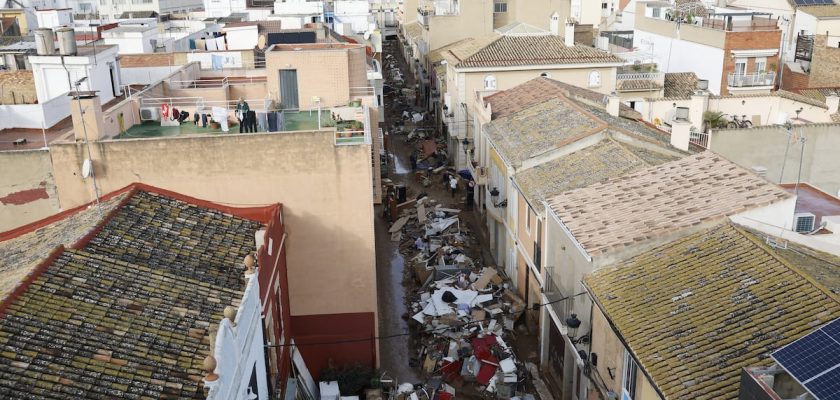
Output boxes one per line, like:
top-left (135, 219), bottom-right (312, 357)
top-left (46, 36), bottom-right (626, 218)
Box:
top-left (826, 94), bottom-right (839, 114)
top-left (606, 92), bottom-right (620, 117)
top-left (689, 91), bottom-right (709, 130)
top-left (70, 93), bottom-right (106, 141)
top-left (564, 19), bottom-right (575, 47)
top-left (670, 120), bottom-right (692, 151)
top-left (550, 12), bottom-right (560, 36)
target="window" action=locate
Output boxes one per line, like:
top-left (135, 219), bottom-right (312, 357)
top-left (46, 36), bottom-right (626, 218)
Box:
top-left (622, 351), bottom-right (638, 400)
top-left (734, 58), bottom-right (747, 76)
top-left (484, 75), bottom-right (496, 90)
top-left (651, 7), bottom-right (661, 18)
top-left (602, 2), bottom-right (608, 8)
top-left (540, 72), bottom-right (550, 78)
top-left (754, 57), bottom-right (767, 74)
top-left (588, 71), bottom-right (601, 88)
top-left (494, 2), bottom-right (507, 13)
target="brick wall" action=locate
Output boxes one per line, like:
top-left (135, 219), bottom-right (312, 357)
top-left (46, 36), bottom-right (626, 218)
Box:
top-left (780, 64), bottom-right (810, 91)
top-left (119, 53), bottom-right (177, 68)
top-left (720, 30), bottom-right (782, 95)
top-left (808, 34), bottom-right (840, 88)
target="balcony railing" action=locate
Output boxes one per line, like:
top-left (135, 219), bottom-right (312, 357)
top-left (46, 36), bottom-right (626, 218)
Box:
top-left (727, 72), bottom-right (776, 88)
top-left (617, 72), bottom-right (663, 81)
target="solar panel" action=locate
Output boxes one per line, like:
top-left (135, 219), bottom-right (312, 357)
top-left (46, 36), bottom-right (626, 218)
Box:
top-left (773, 331), bottom-right (840, 382)
top-left (793, 0), bottom-right (837, 4)
top-left (805, 367), bottom-right (840, 400)
top-left (772, 317), bottom-right (840, 400)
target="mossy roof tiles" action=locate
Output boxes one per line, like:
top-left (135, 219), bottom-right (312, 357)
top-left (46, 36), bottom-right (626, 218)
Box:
top-left (0, 193), bottom-right (128, 301)
top-left (0, 190), bottom-right (260, 398)
top-left (585, 222), bottom-right (840, 400)
top-left (514, 139), bottom-right (678, 214)
top-left (546, 152), bottom-right (793, 255)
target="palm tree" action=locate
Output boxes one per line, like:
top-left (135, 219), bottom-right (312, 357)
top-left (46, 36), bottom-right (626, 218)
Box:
top-left (702, 111), bottom-right (728, 133)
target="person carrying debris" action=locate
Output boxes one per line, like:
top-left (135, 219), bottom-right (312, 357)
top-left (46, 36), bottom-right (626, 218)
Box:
top-left (449, 175), bottom-right (458, 198)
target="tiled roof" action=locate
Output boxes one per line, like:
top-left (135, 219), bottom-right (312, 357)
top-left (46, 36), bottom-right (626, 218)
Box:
top-left (484, 97), bottom-right (606, 168)
top-left (0, 193), bottom-right (128, 301)
top-left (663, 72), bottom-right (697, 98)
top-left (0, 189), bottom-right (263, 398)
top-left (795, 87), bottom-right (840, 103)
top-left (429, 39), bottom-right (470, 65)
top-left (484, 77), bottom-right (640, 120)
top-left (617, 79), bottom-right (663, 91)
top-left (404, 22), bottom-right (423, 42)
top-left (585, 222), bottom-right (840, 400)
top-left (546, 152), bottom-right (793, 255)
top-left (449, 35), bottom-right (623, 68)
top-left (514, 139), bottom-right (678, 214)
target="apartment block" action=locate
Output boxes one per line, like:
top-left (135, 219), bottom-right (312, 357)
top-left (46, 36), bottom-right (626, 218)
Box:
top-left (634, 1), bottom-right (782, 95)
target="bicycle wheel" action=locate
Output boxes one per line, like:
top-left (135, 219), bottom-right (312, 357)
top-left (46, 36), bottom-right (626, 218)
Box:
top-left (727, 121), bottom-right (738, 129)
top-left (742, 120), bottom-right (752, 128)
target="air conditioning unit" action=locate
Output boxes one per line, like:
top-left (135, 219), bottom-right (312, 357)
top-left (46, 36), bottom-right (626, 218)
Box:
top-left (140, 107), bottom-right (160, 121)
top-left (793, 212), bottom-right (816, 233)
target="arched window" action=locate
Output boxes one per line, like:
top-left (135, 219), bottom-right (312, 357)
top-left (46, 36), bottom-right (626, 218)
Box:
top-left (588, 71), bottom-right (601, 88)
top-left (484, 75), bottom-right (497, 90)
top-left (540, 72), bottom-right (551, 78)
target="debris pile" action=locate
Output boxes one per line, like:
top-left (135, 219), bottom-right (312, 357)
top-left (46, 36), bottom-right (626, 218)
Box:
top-left (388, 196), bottom-right (530, 399)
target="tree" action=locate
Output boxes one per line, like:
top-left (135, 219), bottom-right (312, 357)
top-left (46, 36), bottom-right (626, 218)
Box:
top-left (702, 111), bottom-right (728, 133)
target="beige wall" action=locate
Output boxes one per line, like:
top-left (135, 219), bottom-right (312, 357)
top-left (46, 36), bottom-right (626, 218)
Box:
top-left (710, 124), bottom-right (840, 196)
top-left (48, 131), bottom-right (378, 321)
top-left (424, 0), bottom-right (494, 51)
top-left (590, 305), bottom-right (661, 400)
top-left (449, 66), bottom-right (617, 138)
top-left (634, 2), bottom-right (726, 48)
top-left (0, 149), bottom-right (60, 232)
top-left (266, 46), bottom-right (368, 109)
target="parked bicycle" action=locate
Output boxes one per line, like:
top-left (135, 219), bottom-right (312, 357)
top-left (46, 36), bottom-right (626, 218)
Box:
top-left (727, 114), bottom-right (753, 129)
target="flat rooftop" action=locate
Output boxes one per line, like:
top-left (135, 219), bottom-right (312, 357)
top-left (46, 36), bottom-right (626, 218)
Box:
top-left (113, 111), bottom-right (334, 139)
top-left (782, 183), bottom-right (840, 227)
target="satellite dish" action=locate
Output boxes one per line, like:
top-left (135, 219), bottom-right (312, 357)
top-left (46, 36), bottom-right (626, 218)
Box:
top-left (363, 31), bottom-right (371, 40)
top-left (82, 159), bottom-right (92, 178)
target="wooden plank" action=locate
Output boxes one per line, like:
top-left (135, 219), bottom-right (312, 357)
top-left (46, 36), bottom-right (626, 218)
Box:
top-left (389, 216), bottom-right (409, 233)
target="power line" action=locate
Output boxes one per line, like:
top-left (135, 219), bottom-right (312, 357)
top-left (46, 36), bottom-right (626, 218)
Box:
top-left (264, 290), bottom-right (586, 348)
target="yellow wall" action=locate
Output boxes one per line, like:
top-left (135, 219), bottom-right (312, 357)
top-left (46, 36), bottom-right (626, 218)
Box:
top-left (424, 0), bottom-right (494, 51)
top-left (48, 131), bottom-right (378, 322)
top-left (0, 10), bottom-right (28, 35)
top-left (0, 149), bottom-right (60, 231)
top-left (266, 46), bottom-right (368, 109)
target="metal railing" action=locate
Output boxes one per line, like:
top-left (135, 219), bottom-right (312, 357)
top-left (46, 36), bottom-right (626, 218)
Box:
top-left (335, 129), bottom-right (367, 145)
top-left (727, 72), bottom-right (776, 88)
top-left (690, 129), bottom-right (710, 149)
top-left (168, 76), bottom-right (268, 89)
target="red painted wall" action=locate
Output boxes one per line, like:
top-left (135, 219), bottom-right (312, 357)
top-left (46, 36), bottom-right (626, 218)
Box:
top-left (257, 206), bottom-right (292, 395)
top-left (291, 312), bottom-right (377, 380)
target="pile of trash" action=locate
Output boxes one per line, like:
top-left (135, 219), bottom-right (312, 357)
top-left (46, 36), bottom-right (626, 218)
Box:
top-left (388, 196), bottom-right (532, 399)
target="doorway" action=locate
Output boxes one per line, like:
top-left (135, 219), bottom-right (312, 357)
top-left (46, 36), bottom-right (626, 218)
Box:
top-left (279, 69), bottom-right (299, 110)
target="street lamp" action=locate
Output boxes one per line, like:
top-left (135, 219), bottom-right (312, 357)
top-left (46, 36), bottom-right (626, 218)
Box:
top-left (565, 313), bottom-right (582, 338)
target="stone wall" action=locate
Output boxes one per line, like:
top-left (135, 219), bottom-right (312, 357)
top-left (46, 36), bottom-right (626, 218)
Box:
top-left (807, 34), bottom-right (840, 88)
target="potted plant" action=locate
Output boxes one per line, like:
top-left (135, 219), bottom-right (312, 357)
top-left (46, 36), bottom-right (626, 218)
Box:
top-left (702, 111), bottom-right (727, 133)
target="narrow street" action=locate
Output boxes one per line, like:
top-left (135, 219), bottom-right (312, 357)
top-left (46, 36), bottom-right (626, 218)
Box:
top-left (374, 38), bottom-right (546, 397)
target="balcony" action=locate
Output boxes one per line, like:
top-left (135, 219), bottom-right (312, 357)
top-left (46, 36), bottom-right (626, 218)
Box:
top-left (727, 72), bottom-right (776, 88)
top-left (417, 8), bottom-right (433, 27)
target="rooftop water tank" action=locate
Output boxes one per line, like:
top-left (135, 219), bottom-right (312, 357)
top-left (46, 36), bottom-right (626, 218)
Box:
top-left (56, 27), bottom-right (77, 56)
top-left (34, 28), bottom-right (56, 55)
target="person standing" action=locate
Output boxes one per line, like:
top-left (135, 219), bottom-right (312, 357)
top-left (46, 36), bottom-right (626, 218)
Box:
top-left (465, 180), bottom-right (475, 209)
top-left (449, 175), bottom-right (458, 198)
top-left (236, 98), bottom-right (250, 133)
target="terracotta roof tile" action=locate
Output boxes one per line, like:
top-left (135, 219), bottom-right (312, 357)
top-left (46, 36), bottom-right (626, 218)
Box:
top-left (0, 190), bottom-right (262, 397)
top-left (448, 35), bottom-right (623, 68)
top-left (514, 139), bottom-right (679, 213)
top-left (0, 193), bottom-right (128, 301)
top-left (547, 152), bottom-right (793, 255)
top-left (617, 79), bottom-right (663, 91)
top-left (585, 222), bottom-right (840, 400)
top-left (663, 72), bottom-right (698, 98)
